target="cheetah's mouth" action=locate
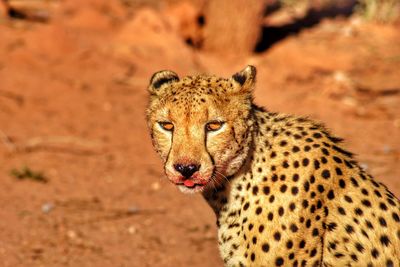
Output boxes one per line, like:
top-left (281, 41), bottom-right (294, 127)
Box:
top-left (175, 179), bottom-right (209, 193)
top-left (176, 179), bottom-right (208, 188)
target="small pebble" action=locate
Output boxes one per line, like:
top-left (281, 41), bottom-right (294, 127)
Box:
top-left (41, 202), bottom-right (54, 214)
top-left (128, 225), bottom-right (137, 234)
top-left (151, 181), bottom-right (160, 191)
top-left (67, 230), bottom-right (77, 239)
top-left (333, 71), bottom-right (349, 84)
top-left (128, 206), bottom-right (140, 214)
top-left (382, 145), bottom-right (392, 154)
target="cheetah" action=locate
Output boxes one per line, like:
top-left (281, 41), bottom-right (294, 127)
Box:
top-left (146, 65), bottom-right (400, 267)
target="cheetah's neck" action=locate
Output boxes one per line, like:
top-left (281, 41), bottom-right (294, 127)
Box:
top-left (202, 108), bottom-right (264, 219)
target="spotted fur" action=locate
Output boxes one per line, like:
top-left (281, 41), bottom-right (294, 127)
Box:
top-left (147, 66), bottom-right (400, 267)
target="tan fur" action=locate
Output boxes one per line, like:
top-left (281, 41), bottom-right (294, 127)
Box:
top-left (147, 66), bottom-right (400, 266)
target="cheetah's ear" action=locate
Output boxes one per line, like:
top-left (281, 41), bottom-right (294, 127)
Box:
top-left (148, 70), bottom-right (179, 95)
top-left (230, 65), bottom-right (257, 93)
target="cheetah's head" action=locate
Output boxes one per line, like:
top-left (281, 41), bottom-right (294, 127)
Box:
top-left (146, 66), bottom-right (256, 193)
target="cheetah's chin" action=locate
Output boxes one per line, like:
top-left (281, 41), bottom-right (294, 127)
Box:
top-left (177, 184), bottom-right (206, 194)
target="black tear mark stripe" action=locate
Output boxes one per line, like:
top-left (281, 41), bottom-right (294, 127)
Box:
top-left (204, 125), bottom-right (216, 166)
top-left (164, 125), bottom-right (174, 174)
top-left (231, 126), bottom-right (239, 145)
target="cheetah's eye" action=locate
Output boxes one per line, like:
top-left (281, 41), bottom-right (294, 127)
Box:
top-left (158, 121), bottom-right (174, 131)
top-left (206, 121), bottom-right (224, 132)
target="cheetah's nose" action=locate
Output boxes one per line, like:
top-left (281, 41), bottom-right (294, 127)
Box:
top-left (174, 163), bottom-right (200, 179)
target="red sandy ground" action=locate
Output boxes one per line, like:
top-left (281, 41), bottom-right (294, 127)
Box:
top-left (0, 1), bottom-right (399, 266)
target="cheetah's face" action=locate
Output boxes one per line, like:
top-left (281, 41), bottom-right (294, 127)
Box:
top-left (146, 66), bottom-right (256, 193)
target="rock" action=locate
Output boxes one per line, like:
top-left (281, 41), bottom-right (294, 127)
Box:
top-left (163, 1), bottom-right (202, 48)
top-left (112, 7), bottom-right (198, 76)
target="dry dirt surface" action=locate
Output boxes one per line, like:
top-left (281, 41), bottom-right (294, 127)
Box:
top-left (0, 1), bottom-right (399, 266)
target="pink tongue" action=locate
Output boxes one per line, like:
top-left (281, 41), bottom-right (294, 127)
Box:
top-left (184, 180), bottom-right (195, 187)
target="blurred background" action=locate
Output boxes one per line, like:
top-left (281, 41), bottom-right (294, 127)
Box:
top-left (0, 0), bottom-right (399, 266)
